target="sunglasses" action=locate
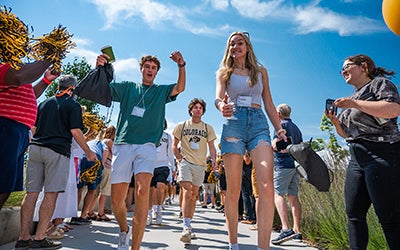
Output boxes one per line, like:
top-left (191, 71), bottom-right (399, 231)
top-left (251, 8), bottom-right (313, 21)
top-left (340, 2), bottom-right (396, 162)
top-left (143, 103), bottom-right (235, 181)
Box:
top-left (340, 62), bottom-right (356, 74)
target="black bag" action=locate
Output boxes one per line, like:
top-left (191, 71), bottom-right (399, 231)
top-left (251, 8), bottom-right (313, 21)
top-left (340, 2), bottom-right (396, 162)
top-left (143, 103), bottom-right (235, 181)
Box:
top-left (286, 139), bottom-right (331, 192)
top-left (74, 64), bottom-right (114, 107)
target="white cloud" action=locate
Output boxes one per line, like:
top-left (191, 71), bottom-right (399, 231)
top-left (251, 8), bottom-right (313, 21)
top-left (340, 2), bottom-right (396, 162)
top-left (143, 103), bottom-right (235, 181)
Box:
top-left (89, 0), bottom-right (385, 37)
top-left (90, 0), bottom-right (225, 35)
top-left (230, 0), bottom-right (283, 19)
top-left (207, 0), bottom-right (229, 10)
top-left (292, 4), bottom-right (386, 36)
top-left (113, 58), bottom-right (140, 81)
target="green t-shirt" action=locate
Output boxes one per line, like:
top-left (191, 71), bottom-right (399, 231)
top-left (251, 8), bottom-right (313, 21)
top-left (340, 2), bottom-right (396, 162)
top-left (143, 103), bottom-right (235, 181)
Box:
top-left (110, 81), bottom-right (177, 145)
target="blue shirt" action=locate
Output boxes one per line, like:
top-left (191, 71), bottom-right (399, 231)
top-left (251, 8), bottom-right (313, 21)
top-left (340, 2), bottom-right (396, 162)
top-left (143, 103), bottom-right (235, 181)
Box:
top-left (274, 118), bottom-right (303, 169)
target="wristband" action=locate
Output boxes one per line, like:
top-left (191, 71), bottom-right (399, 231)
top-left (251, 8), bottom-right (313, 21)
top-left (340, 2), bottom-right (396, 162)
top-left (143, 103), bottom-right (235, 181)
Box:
top-left (276, 128), bottom-right (286, 136)
top-left (178, 61), bottom-right (186, 68)
top-left (214, 99), bottom-right (222, 109)
top-left (42, 77), bottom-right (51, 85)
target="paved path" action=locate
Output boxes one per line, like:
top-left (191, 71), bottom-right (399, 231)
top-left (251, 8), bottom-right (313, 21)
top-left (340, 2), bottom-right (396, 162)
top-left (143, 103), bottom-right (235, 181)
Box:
top-left (1, 201), bottom-right (318, 250)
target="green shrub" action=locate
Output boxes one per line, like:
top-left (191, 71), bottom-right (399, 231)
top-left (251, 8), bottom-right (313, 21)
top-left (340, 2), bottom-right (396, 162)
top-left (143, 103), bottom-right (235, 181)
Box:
top-left (299, 160), bottom-right (387, 250)
top-left (4, 191), bottom-right (25, 207)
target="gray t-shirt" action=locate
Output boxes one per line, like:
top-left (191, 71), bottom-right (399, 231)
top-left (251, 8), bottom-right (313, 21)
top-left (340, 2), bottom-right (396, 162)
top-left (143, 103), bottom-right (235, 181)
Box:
top-left (338, 77), bottom-right (400, 143)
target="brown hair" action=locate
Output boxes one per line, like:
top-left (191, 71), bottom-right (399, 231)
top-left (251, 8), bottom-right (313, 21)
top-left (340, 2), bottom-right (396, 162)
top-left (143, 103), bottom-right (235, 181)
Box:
top-left (346, 54), bottom-right (395, 79)
top-left (188, 98), bottom-right (206, 116)
top-left (139, 55), bottom-right (161, 71)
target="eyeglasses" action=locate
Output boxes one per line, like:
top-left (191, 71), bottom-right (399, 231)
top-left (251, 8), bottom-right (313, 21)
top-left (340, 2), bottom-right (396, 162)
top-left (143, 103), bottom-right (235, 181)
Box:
top-left (340, 63), bottom-right (356, 74)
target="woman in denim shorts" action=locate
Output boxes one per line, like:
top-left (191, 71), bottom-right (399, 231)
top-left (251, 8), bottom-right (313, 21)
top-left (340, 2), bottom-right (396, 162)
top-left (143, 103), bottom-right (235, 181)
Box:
top-left (215, 31), bottom-right (287, 250)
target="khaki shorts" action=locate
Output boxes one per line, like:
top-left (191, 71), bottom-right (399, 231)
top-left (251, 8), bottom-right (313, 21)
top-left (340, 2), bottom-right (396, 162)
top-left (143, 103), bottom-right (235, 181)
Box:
top-left (178, 159), bottom-right (205, 187)
top-left (26, 145), bottom-right (69, 193)
top-left (99, 167), bottom-right (111, 196)
top-left (251, 167), bottom-right (259, 198)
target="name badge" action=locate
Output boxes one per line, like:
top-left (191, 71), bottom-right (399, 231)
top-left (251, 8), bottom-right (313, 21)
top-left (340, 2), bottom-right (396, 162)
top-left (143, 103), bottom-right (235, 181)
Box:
top-left (190, 142), bottom-right (199, 150)
top-left (131, 106), bottom-right (145, 117)
top-left (237, 96), bottom-right (252, 107)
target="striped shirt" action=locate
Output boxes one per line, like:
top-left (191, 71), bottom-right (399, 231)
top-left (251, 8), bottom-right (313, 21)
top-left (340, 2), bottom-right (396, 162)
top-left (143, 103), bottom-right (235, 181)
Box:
top-left (0, 63), bottom-right (37, 128)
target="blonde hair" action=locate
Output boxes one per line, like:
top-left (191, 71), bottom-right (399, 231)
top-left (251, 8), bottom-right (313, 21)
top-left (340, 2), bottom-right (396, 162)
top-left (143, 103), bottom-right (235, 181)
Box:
top-left (218, 32), bottom-right (260, 87)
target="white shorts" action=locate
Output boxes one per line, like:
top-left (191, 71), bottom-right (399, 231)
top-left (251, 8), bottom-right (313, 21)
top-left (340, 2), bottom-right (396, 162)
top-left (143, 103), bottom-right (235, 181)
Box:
top-left (111, 143), bottom-right (156, 184)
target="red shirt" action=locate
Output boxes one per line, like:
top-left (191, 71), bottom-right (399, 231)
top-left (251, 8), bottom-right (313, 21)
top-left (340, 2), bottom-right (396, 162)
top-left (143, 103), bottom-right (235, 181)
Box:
top-left (0, 63), bottom-right (38, 128)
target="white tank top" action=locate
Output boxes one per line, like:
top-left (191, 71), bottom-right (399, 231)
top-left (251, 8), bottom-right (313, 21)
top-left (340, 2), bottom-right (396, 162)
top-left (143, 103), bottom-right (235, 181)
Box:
top-left (226, 73), bottom-right (263, 106)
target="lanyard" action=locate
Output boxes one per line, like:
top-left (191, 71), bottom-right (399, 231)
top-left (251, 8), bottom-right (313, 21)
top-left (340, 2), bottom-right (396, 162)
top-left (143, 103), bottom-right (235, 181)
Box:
top-left (135, 84), bottom-right (153, 108)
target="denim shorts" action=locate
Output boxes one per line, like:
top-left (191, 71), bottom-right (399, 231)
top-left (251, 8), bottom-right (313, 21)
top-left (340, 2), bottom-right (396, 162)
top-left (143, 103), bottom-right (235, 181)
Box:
top-left (220, 107), bottom-right (271, 155)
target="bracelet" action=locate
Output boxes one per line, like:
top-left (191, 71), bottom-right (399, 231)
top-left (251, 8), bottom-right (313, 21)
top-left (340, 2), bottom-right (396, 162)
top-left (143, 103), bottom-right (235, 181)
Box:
top-left (276, 128), bottom-right (286, 136)
top-left (178, 61), bottom-right (186, 68)
top-left (214, 98), bottom-right (222, 109)
top-left (42, 77), bottom-right (51, 85)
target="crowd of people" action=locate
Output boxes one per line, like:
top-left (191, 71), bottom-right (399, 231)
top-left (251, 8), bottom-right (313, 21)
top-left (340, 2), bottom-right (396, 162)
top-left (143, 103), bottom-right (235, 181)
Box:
top-left (1, 10), bottom-right (399, 250)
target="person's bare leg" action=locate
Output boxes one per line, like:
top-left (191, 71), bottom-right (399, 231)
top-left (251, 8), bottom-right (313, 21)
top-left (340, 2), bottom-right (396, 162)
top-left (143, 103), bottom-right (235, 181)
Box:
top-left (252, 144), bottom-right (275, 250)
top-left (131, 172), bottom-right (152, 250)
top-left (155, 182), bottom-right (166, 205)
top-left (112, 183), bottom-right (130, 233)
top-left (223, 153), bottom-right (243, 244)
top-left (275, 194), bottom-right (290, 229)
top-left (18, 192), bottom-right (39, 241)
top-left (181, 181), bottom-right (194, 220)
top-left (34, 192), bottom-right (58, 240)
top-left (97, 194), bottom-right (107, 215)
top-left (80, 189), bottom-right (96, 218)
top-left (288, 195), bottom-right (302, 233)
top-left (189, 185), bottom-right (199, 219)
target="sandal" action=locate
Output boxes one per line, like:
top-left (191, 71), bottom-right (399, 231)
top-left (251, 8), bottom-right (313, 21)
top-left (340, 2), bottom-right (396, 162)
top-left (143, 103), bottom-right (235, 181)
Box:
top-left (47, 227), bottom-right (65, 239)
top-left (97, 213), bottom-right (111, 221)
top-left (87, 212), bottom-right (98, 220)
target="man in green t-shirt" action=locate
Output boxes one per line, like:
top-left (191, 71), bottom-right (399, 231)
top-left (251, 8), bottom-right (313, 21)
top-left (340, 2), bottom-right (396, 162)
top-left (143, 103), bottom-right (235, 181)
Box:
top-left (172, 98), bottom-right (217, 245)
top-left (96, 51), bottom-right (186, 250)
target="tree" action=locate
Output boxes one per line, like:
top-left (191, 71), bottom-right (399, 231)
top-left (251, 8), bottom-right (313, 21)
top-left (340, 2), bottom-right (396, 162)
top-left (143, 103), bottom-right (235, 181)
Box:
top-left (319, 115), bottom-right (349, 165)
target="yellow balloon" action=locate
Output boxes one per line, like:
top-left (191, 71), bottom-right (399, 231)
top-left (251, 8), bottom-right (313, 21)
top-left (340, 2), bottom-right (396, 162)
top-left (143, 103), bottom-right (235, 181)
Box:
top-left (382, 0), bottom-right (400, 36)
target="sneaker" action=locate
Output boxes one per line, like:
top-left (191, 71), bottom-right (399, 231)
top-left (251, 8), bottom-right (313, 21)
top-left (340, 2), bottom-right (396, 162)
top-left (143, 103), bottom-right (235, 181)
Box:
top-left (180, 227), bottom-right (191, 244)
top-left (146, 213), bottom-right (152, 226)
top-left (179, 211), bottom-right (183, 218)
top-left (293, 233), bottom-right (303, 241)
top-left (271, 229), bottom-right (296, 245)
top-left (30, 238), bottom-right (62, 249)
top-left (69, 216), bottom-right (91, 225)
top-left (117, 226), bottom-right (132, 250)
top-left (14, 239), bottom-right (32, 250)
top-left (190, 230), bottom-right (197, 239)
top-left (155, 211), bottom-right (162, 225)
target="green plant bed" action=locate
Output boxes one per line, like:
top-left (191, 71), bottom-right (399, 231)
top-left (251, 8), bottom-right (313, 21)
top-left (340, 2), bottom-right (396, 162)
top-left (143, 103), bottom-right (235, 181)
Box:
top-left (4, 191), bottom-right (25, 207)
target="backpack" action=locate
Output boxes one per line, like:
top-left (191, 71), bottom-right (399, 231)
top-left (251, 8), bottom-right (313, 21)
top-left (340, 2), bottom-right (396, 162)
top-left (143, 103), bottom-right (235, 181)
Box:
top-left (286, 139), bottom-right (331, 192)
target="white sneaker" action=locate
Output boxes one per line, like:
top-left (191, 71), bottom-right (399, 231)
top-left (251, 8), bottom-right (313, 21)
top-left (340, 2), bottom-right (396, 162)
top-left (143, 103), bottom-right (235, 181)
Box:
top-left (146, 213), bottom-right (152, 226)
top-left (180, 227), bottom-right (191, 244)
top-left (117, 226), bottom-right (131, 250)
top-left (155, 211), bottom-right (162, 225)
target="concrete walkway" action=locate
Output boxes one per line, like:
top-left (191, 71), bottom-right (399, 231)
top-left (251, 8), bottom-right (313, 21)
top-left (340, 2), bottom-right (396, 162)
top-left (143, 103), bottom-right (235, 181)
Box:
top-left (0, 201), bottom-right (318, 250)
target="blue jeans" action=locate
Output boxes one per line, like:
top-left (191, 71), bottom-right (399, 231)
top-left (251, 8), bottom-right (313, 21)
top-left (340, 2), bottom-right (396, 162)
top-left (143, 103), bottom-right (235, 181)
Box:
top-left (241, 178), bottom-right (255, 220)
top-left (345, 140), bottom-right (400, 250)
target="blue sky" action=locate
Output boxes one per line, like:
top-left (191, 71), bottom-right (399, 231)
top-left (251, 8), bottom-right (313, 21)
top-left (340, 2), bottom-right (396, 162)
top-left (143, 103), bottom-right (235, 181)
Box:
top-left (5, 0), bottom-right (400, 143)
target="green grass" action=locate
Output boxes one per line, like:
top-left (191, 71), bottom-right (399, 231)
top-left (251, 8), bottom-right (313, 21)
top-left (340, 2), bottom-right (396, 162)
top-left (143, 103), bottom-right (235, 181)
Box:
top-left (297, 159), bottom-right (387, 250)
top-left (3, 191), bottom-right (25, 207)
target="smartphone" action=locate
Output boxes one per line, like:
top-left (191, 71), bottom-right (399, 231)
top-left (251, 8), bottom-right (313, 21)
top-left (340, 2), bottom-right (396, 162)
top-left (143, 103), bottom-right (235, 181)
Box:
top-left (325, 99), bottom-right (337, 114)
top-left (276, 137), bottom-right (292, 151)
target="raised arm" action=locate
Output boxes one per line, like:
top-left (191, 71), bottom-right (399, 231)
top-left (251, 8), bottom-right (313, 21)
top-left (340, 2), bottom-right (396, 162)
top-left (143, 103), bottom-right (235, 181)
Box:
top-left (169, 51), bottom-right (186, 96)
